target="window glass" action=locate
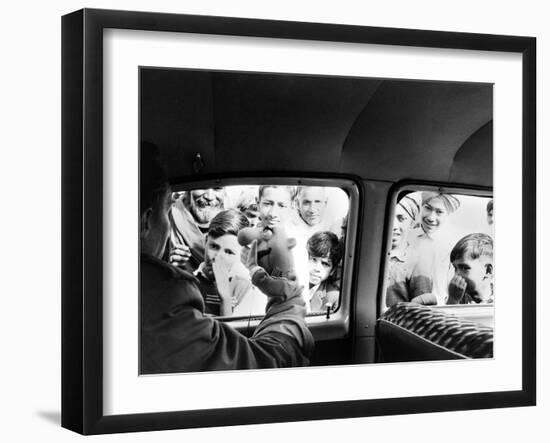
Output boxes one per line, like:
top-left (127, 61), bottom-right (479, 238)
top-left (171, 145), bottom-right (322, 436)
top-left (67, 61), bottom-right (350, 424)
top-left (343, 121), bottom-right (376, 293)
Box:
top-left (167, 184), bottom-right (350, 318)
top-left (384, 190), bottom-right (494, 310)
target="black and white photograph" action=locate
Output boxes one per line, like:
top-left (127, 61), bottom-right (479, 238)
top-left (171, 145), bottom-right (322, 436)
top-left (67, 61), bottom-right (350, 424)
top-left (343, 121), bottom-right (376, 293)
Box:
top-left (139, 68), bottom-right (495, 374)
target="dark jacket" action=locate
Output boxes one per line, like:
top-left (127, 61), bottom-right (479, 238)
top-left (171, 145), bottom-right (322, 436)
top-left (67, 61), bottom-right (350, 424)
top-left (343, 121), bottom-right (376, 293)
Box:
top-left (140, 254), bottom-right (314, 374)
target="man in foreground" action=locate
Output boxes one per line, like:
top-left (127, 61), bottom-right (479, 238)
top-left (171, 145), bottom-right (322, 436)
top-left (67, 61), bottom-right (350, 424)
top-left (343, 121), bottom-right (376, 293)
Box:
top-left (140, 143), bottom-right (314, 373)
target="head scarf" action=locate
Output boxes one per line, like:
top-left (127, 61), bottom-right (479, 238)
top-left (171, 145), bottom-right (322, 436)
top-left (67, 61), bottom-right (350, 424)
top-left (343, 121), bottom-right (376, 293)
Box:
top-left (397, 194), bottom-right (420, 221)
top-left (421, 192), bottom-right (461, 214)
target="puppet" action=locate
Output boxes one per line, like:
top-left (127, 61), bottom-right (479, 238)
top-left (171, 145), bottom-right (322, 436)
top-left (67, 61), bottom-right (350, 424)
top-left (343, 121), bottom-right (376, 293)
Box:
top-left (237, 225), bottom-right (297, 280)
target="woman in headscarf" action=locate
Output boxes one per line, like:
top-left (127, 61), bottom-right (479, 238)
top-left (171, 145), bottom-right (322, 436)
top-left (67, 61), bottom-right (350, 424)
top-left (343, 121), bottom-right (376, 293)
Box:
top-left (386, 194), bottom-right (436, 307)
top-left (408, 192), bottom-right (461, 304)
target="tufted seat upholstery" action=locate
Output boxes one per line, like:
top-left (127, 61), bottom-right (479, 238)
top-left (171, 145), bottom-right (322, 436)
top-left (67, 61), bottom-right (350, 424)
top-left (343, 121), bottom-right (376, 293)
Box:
top-left (376, 302), bottom-right (493, 362)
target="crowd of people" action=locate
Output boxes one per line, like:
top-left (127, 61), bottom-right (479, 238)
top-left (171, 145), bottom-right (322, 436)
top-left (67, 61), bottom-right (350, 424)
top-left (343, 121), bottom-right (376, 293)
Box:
top-left (165, 183), bottom-right (347, 317)
top-left (386, 192), bottom-right (494, 308)
top-left (160, 174), bottom-right (495, 318)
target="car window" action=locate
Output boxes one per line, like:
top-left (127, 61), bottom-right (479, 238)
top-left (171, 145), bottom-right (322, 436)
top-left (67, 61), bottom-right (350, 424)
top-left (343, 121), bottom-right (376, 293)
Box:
top-left (383, 189), bottom-right (494, 311)
top-left (168, 183), bottom-right (351, 318)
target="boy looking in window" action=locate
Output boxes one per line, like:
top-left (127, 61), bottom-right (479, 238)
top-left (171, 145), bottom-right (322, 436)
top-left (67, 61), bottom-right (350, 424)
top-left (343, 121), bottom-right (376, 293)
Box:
top-left (409, 192), bottom-right (461, 304)
top-left (194, 208), bottom-right (266, 316)
top-left (258, 185), bottom-right (296, 229)
top-left (257, 185), bottom-right (311, 292)
top-left (417, 192), bottom-right (460, 239)
top-left (447, 233), bottom-right (494, 304)
top-left (306, 231), bottom-right (343, 312)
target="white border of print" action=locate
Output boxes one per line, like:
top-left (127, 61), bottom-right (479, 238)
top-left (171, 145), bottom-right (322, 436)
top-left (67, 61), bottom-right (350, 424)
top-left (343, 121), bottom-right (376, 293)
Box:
top-left (103, 29), bottom-right (522, 415)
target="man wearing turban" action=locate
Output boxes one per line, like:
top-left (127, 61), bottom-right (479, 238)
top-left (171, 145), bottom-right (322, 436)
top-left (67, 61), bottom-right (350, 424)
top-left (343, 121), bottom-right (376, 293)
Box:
top-left (407, 192), bottom-right (461, 304)
top-left (386, 193), bottom-right (436, 307)
top-left (418, 192), bottom-right (461, 237)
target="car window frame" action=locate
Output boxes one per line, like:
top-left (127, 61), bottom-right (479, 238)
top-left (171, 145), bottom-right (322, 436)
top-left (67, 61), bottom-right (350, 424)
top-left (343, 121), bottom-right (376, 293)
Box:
top-left (379, 181), bottom-right (494, 317)
top-left (170, 175), bottom-right (362, 341)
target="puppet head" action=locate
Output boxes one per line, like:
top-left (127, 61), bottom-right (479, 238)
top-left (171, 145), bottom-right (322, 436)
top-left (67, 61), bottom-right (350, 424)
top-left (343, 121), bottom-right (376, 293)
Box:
top-left (237, 225), bottom-right (297, 280)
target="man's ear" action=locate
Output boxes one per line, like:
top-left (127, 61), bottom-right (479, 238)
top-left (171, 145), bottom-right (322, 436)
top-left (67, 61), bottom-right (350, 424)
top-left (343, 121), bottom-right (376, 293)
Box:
top-left (140, 208), bottom-right (153, 239)
top-left (485, 263), bottom-right (494, 278)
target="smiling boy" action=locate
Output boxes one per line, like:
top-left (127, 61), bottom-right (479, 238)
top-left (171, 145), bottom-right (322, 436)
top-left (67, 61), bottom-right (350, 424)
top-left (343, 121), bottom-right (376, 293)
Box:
top-left (257, 185), bottom-right (311, 291)
top-left (257, 185), bottom-right (296, 228)
top-left (418, 192), bottom-right (460, 238)
top-left (408, 192), bottom-right (461, 304)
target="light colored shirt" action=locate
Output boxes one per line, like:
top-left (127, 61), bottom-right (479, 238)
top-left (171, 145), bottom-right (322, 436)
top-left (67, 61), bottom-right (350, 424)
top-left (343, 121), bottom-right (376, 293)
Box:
top-left (408, 227), bottom-right (453, 304)
top-left (386, 242), bottom-right (434, 307)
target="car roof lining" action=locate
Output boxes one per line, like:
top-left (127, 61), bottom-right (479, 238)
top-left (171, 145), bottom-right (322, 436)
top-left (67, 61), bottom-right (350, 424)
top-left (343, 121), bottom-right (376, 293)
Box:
top-left (140, 68), bottom-right (492, 186)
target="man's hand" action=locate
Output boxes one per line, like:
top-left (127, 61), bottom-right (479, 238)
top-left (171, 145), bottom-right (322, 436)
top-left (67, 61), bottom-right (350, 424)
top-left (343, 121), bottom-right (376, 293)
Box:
top-left (168, 244), bottom-right (191, 268)
top-left (447, 275), bottom-right (468, 304)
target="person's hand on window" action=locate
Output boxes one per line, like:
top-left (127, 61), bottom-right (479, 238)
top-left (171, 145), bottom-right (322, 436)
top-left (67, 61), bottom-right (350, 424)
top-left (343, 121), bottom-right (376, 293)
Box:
top-left (447, 275), bottom-right (468, 304)
top-left (212, 255), bottom-right (233, 316)
top-left (410, 293), bottom-right (437, 305)
top-left (169, 243), bottom-right (191, 268)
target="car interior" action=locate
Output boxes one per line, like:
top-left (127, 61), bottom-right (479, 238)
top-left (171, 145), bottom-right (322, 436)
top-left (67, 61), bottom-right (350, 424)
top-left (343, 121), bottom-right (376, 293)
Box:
top-left (140, 67), bottom-right (494, 368)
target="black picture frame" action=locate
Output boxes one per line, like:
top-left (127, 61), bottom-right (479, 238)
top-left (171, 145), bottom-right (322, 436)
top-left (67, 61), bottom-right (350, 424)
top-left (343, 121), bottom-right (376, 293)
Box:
top-left (61, 8), bottom-right (536, 435)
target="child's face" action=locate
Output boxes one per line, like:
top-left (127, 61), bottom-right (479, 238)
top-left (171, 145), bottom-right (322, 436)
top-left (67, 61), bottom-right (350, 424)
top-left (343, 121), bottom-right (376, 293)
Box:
top-left (259, 187), bottom-right (293, 228)
top-left (421, 198), bottom-right (449, 235)
top-left (205, 234), bottom-right (242, 271)
top-left (308, 254), bottom-right (334, 286)
top-left (452, 256), bottom-right (493, 303)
